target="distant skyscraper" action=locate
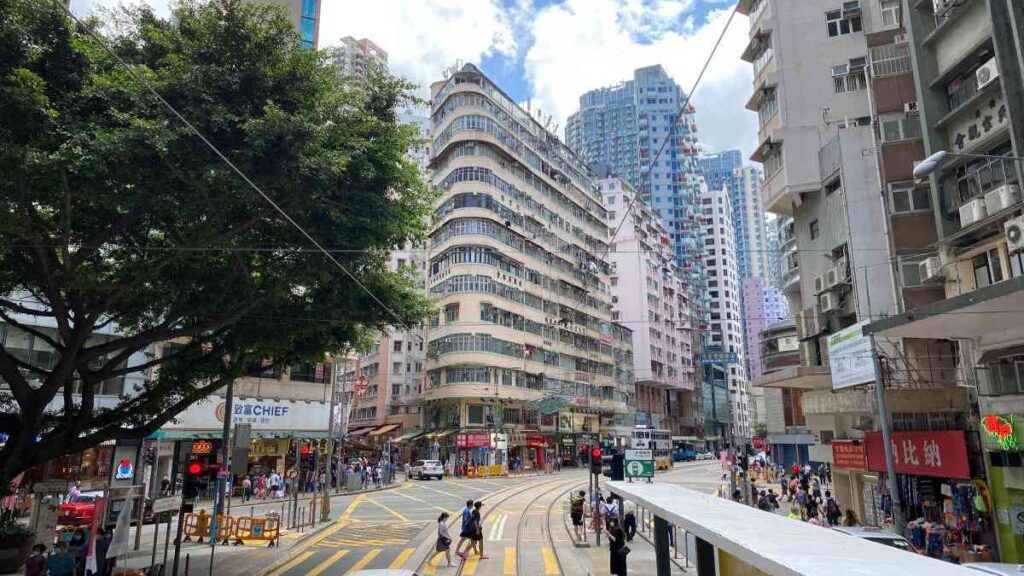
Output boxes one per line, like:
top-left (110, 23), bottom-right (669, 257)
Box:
top-left (701, 151), bottom-right (768, 283)
top-left (328, 37), bottom-right (389, 81)
top-left (249, 0), bottom-right (321, 49)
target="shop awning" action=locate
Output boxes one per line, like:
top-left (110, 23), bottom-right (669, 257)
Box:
top-left (392, 430), bottom-right (424, 444)
top-left (371, 424), bottom-right (400, 437)
top-left (347, 427), bottom-right (376, 438)
top-left (435, 430), bottom-right (456, 439)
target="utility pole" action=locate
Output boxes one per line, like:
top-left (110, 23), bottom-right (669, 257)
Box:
top-left (870, 334), bottom-right (903, 532)
top-left (215, 380), bottom-right (234, 518)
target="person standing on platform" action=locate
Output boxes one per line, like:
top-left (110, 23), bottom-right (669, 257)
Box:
top-left (606, 517), bottom-right (628, 576)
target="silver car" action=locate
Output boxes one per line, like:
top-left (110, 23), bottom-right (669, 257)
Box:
top-left (409, 459), bottom-right (444, 480)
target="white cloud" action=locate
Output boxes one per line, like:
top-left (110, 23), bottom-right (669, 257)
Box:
top-left (318, 0), bottom-right (517, 98)
top-left (522, 0), bottom-right (757, 159)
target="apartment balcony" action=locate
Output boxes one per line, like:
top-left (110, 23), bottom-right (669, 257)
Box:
top-left (781, 262), bottom-right (800, 296)
top-left (760, 319), bottom-right (800, 373)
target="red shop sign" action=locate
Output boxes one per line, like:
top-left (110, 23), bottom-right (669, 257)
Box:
top-left (456, 433), bottom-right (491, 449)
top-left (831, 440), bottom-right (866, 470)
top-left (864, 430), bottom-right (970, 479)
top-left (526, 434), bottom-right (546, 448)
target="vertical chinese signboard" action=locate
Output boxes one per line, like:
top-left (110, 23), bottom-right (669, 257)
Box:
top-left (864, 430), bottom-right (970, 479)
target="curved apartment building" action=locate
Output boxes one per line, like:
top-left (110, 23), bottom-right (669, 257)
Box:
top-left (424, 64), bottom-right (625, 464)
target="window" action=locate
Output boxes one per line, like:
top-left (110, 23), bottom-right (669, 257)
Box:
top-left (954, 144), bottom-right (1019, 204)
top-left (825, 177), bottom-right (842, 195)
top-left (879, 113), bottom-right (922, 143)
top-left (393, 340), bottom-right (403, 352)
top-left (763, 147), bottom-right (783, 176)
top-left (444, 303), bottom-right (460, 323)
top-left (757, 90), bottom-right (778, 127)
top-left (608, 211), bottom-right (616, 220)
top-left (809, 220), bottom-right (820, 240)
top-left (973, 248), bottom-right (1004, 289)
top-left (826, 9), bottom-right (861, 37)
top-left (833, 69), bottom-right (867, 93)
top-left (392, 361), bottom-right (402, 375)
top-left (890, 184), bottom-right (931, 214)
top-left (870, 42), bottom-right (910, 77)
top-left (467, 405), bottom-right (486, 425)
top-left (878, 0), bottom-right (900, 29)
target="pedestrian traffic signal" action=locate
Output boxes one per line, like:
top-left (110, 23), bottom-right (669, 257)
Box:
top-left (590, 447), bottom-right (603, 475)
top-left (184, 460), bottom-right (203, 499)
top-left (602, 453), bottom-right (624, 481)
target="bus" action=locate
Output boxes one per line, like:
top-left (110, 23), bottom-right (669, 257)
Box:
top-left (631, 427), bottom-right (673, 470)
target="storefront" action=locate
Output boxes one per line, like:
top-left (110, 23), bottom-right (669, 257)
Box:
top-left (830, 440), bottom-right (872, 527)
top-left (979, 413), bottom-right (1024, 563)
top-left (863, 430), bottom-right (996, 562)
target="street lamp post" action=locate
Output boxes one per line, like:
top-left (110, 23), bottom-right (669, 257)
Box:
top-left (913, 150), bottom-right (1024, 179)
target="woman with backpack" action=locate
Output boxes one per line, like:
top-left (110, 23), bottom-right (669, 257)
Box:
top-left (824, 490), bottom-right (842, 526)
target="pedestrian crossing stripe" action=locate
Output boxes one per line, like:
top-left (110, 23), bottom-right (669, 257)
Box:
top-left (311, 521), bottom-right (424, 551)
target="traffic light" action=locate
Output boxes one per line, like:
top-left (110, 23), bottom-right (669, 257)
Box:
top-left (590, 447), bottom-right (603, 475)
top-left (184, 460), bottom-right (203, 499)
top-left (602, 453), bottom-right (624, 481)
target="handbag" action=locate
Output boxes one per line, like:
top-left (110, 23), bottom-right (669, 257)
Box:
top-left (617, 545), bottom-right (631, 557)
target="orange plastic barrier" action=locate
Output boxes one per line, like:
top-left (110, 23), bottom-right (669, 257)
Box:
top-left (233, 516), bottom-right (281, 547)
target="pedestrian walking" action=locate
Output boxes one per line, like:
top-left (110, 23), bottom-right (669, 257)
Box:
top-left (767, 489), bottom-right (779, 511)
top-left (468, 501), bottom-right (487, 559)
top-left (242, 475), bottom-right (252, 502)
top-left (842, 508), bottom-right (859, 527)
top-left (570, 490), bottom-right (587, 541)
top-left (431, 512), bottom-right (453, 567)
top-left (807, 509), bottom-right (823, 526)
top-left (824, 491), bottom-right (842, 526)
top-left (757, 491), bottom-right (772, 512)
top-left (47, 541), bottom-right (77, 576)
top-left (787, 506), bottom-right (800, 520)
top-left (811, 477), bottom-right (822, 504)
top-left (600, 496), bottom-right (619, 532)
top-left (606, 517), bottom-right (629, 576)
top-left (455, 500), bottom-right (474, 558)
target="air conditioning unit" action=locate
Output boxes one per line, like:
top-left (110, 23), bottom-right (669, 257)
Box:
top-left (976, 57), bottom-right (1000, 90)
top-left (904, 101), bottom-right (920, 114)
top-left (832, 64), bottom-right (850, 78)
top-left (820, 292), bottom-right (840, 313)
top-left (985, 184), bottom-right (1021, 214)
top-left (842, 1), bottom-right (862, 17)
top-left (1006, 216), bottom-right (1024, 254)
top-left (849, 57), bottom-right (867, 70)
top-left (813, 275), bottom-right (824, 294)
top-left (825, 267), bottom-right (840, 288)
top-left (919, 256), bottom-right (943, 284)
top-left (959, 198), bottom-right (989, 227)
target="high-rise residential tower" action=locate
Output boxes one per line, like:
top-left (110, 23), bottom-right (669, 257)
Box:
top-left (425, 64), bottom-right (627, 465)
top-left (327, 37), bottom-right (389, 81)
top-left (700, 187), bottom-right (750, 439)
top-left (701, 151), bottom-right (769, 283)
top-left (604, 177), bottom-right (701, 437)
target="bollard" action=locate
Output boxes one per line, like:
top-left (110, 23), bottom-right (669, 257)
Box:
top-left (185, 553), bottom-right (190, 576)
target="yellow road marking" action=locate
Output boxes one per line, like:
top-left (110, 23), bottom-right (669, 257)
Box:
top-left (542, 547), bottom-right (560, 575)
top-left (306, 550), bottom-right (348, 576)
top-left (364, 496), bottom-right (410, 522)
top-left (423, 556), bottom-right (440, 575)
top-left (347, 548), bottom-right (382, 573)
top-left (503, 546), bottom-right (515, 575)
top-left (463, 555), bottom-right (479, 575)
top-left (338, 494), bottom-right (366, 522)
top-left (389, 487), bottom-right (451, 512)
top-left (389, 547), bottom-right (416, 569)
top-left (266, 550), bottom-right (314, 576)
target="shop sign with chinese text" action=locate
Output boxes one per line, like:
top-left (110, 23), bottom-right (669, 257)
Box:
top-left (455, 432), bottom-right (491, 449)
top-left (864, 430), bottom-right (969, 479)
top-left (831, 440), bottom-right (866, 469)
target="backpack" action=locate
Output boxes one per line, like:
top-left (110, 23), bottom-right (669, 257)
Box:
top-left (826, 498), bottom-right (840, 516)
top-left (758, 498), bottom-right (772, 512)
top-left (571, 497), bottom-right (584, 515)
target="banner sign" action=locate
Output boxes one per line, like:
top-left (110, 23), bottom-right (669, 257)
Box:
top-left (700, 350), bottom-right (739, 365)
top-left (864, 430), bottom-right (970, 479)
top-left (166, 397), bottom-right (329, 431)
top-left (831, 440), bottom-right (867, 470)
top-left (827, 321), bottom-right (875, 390)
top-left (455, 433), bottom-right (491, 449)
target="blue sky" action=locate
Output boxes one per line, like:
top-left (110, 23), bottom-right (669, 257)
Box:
top-left (73, 0), bottom-right (756, 159)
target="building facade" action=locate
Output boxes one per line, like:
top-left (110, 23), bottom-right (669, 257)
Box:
top-left (701, 151), bottom-right (769, 283)
top-left (701, 187), bottom-right (750, 439)
top-left (249, 0), bottom-right (321, 49)
top-left (742, 276), bottom-right (789, 382)
top-left (425, 63), bottom-right (627, 467)
top-left (604, 177), bottom-right (700, 437)
top-left (327, 36), bottom-right (389, 80)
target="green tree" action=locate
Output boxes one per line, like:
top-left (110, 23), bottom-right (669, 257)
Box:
top-left (0, 0), bottom-right (433, 489)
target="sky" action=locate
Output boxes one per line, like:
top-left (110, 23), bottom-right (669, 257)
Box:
top-left (70, 0), bottom-right (757, 160)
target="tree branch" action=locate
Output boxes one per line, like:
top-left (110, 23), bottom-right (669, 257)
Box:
top-left (0, 297), bottom-right (56, 318)
top-left (0, 308), bottom-right (61, 350)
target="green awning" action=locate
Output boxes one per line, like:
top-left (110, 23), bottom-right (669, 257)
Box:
top-left (393, 430), bottom-right (424, 444)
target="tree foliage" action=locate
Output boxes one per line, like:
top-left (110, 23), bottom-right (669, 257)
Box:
top-left (0, 0), bottom-right (433, 487)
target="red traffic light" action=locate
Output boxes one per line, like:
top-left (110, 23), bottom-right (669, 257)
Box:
top-left (591, 447), bottom-right (602, 459)
top-left (187, 461), bottom-right (202, 475)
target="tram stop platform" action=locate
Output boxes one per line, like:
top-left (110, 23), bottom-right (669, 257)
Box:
top-left (608, 481), bottom-right (980, 576)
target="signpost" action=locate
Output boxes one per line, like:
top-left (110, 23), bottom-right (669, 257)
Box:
top-left (151, 496), bottom-right (182, 515)
top-left (624, 449), bottom-right (654, 481)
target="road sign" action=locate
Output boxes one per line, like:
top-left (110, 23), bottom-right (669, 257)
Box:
top-left (625, 459), bottom-right (654, 479)
top-left (286, 468), bottom-right (298, 479)
top-left (151, 495), bottom-right (182, 514)
top-left (624, 449), bottom-right (654, 479)
top-left (32, 481), bottom-right (70, 494)
top-left (625, 449), bottom-right (652, 460)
